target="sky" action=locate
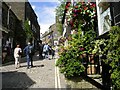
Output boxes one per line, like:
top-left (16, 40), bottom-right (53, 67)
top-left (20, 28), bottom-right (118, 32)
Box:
top-left (28, 0), bottom-right (60, 34)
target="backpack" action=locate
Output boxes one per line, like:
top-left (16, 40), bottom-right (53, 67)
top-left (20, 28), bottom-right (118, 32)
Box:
top-left (28, 46), bottom-right (34, 55)
top-left (18, 49), bottom-right (22, 55)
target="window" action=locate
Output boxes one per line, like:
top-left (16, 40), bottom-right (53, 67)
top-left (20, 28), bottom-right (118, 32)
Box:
top-left (98, 2), bottom-right (111, 35)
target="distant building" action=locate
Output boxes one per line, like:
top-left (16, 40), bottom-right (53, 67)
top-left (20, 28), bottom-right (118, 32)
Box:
top-left (41, 31), bottom-right (50, 44)
top-left (49, 24), bottom-right (60, 46)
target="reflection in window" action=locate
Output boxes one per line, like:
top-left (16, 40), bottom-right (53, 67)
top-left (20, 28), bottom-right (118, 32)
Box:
top-left (99, 2), bottom-right (110, 14)
top-left (98, 2), bottom-right (111, 34)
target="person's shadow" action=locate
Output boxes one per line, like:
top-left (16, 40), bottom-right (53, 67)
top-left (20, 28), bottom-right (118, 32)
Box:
top-left (19, 64), bottom-right (44, 68)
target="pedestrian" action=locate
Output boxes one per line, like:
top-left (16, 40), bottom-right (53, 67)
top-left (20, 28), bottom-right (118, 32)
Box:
top-left (38, 40), bottom-right (43, 59)
top-left (2, 46), bottom-right (7, 64)
top-left (14, 44), bottom-right (22, 69)
top-left (51, 48), bottom-right (55, 59)
top-left (23, 42), bottom-right (34, 69)
top-left (43, 43), bottom-right (51, 59)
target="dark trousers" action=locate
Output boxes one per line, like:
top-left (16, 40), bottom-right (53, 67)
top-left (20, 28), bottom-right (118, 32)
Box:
top-left (29, 55), bottom-right (33, 66)
top-left (39, 51), bottom-right (43, 59)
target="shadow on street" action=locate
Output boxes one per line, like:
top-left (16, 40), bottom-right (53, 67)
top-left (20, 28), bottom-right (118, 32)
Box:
top-left (2, 71), bottom-right (36, 89)
top-left (2, 52), bottom-right (45, 66)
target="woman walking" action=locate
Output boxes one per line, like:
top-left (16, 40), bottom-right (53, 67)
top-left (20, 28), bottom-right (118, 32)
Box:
top-left (14, 44), bottom-right (22, 69)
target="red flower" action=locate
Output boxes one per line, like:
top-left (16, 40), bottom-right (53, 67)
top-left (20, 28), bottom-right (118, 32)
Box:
top-left (67, 2), bottom-right (71, 7)
top-left (94, 10), bottom-right (96, 12)
top-left (74, 5), bottom-right (78, 9)
top-left (77, 10), bottom-right (81, 13)
top-left (92, 3), bottom-right (96, 7)
top-left (65, 6), bottom-right (69, 10)
top-left (84, 7), bottom-right (88, 11)
top-left (90, 5), bottom-right (93, 8)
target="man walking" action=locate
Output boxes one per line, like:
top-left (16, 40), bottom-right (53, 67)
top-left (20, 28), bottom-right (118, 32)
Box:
top-left (43, 43), bottom-right (51, 59)
top-left (23, 42), bottom-right (34, 69)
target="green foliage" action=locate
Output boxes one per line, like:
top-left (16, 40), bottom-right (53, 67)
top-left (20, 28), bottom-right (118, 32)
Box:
top-left (82, 30), bottom-right (96, 53)
top-left (56, 23), bottom-right (63, 35)
top-left (56, 45), bottom-right (85, 78)
top-left (56, 28), bottom-right (97, 78)
top-left (92, 39), bottom-right (107, 55)
top-left (55, 0), bottom-right (66, 20)
top-left (56, 1), bottom-right (98, 79)
top-left (102, 26), bottom-right (120, 89)
top-left (24, 19), bottom-right (33, 40)
top-left (55, 0), bottom-right (66, 35)
top-left (111, 67), bottom-right (120, 90)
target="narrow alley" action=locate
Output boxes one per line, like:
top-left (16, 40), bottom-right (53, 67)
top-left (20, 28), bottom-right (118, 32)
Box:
top-left (2, 53), bottom-right (66, 89)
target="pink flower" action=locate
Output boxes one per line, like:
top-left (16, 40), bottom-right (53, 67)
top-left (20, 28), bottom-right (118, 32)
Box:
top-left (73, 10), bottom-right (77, 13)
top-left (80, 48), bottom-right (85, 51)
top-left (73, 14), bottom-right (77, 17)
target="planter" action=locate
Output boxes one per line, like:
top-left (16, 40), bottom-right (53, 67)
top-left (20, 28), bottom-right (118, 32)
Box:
top-left (87, 65), bottom-right (97, 75)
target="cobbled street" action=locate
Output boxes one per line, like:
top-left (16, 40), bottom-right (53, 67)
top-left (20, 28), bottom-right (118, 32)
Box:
top-left (1, 53), bottom-right (66, 89)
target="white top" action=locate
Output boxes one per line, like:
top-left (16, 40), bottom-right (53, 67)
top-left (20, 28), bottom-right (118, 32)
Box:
top-left (14, 47), bottom-right (22, 58)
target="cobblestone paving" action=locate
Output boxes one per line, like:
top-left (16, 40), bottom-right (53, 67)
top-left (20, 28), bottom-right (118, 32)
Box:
top-left (2, 55), bottom-right (56, 88)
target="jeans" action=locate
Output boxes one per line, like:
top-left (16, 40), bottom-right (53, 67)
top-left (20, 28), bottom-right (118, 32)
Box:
top-left (26, 55), bottom-right (30, 68)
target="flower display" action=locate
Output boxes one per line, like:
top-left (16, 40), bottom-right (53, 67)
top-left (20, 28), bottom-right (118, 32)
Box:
top-left (66, 2), bottom-right (97, 31)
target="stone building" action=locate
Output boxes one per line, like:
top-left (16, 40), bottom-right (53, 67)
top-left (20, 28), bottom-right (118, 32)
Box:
top-left (49, 24), bottom-right (60, 46)
top-left (41, 31), bottom-right (50, 44)
top-left (5, 1), bottom-right (40, 48)
top-left (2, 2), bottom-right (25, 49)
top-left (2, 1), bottom-right (40, 63)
